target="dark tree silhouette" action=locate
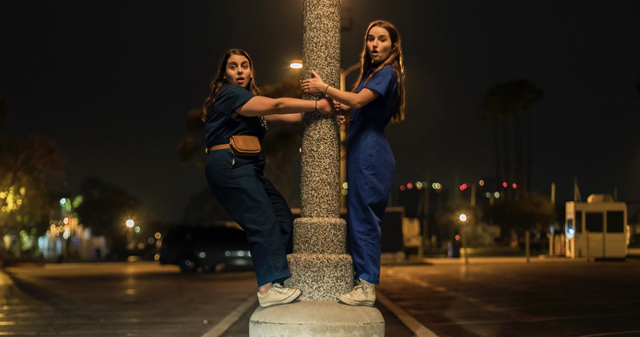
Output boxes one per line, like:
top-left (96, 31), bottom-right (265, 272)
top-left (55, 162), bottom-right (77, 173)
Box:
top-left (482, 79), bottom-right (544, 198)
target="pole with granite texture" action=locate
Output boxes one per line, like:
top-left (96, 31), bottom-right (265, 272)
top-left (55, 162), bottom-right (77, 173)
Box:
top-left (248, 0), bottom-right (384, 335)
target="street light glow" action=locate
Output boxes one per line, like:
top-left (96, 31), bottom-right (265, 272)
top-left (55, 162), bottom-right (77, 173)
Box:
top-left (459, 214), bottom-right (467, 222)
top-left (126, 219), bottom-right (134, 228)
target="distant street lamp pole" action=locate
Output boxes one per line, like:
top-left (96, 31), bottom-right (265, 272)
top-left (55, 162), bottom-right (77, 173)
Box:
top-left (126, 219), bottom-right (134, 249)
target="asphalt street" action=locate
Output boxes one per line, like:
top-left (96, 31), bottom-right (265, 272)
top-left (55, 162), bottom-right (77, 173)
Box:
top-left (1, 258), bottom-right (639, 337)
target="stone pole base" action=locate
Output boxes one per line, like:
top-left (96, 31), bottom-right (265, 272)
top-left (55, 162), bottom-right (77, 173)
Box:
top-left (249, 301), bottom-right (384, 337)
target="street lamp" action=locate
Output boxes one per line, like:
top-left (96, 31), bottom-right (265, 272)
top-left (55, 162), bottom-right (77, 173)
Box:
top-left (126, 219), bottom-right (134, 249)
top-left (458, 213), bottom-right (469, 265)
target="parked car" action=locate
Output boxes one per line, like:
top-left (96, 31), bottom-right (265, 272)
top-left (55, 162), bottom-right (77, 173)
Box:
top-left (158, 225), bottom-right (252, 273)
top-left (628, 233), bottom-right (640, 256)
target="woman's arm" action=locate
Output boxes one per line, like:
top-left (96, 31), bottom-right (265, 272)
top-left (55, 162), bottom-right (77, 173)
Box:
top-left (263, 113), bottom-right (302, 123)
top-left (301, 70), bottom-right (380, 109)
top-left (236, 96), bottom-right (335, 117)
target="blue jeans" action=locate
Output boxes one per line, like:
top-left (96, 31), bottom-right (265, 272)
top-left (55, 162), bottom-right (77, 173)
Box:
top-left (205, 150), bottom-right (293, 287)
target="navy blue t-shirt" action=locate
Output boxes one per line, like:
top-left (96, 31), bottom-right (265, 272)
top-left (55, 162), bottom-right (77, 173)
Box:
top-left (350, 65), bottom-right (398, 127)
top-left (204, 84), bottom-right (266, 148)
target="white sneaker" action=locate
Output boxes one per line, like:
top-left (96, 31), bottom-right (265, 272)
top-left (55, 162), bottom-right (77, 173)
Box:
top-left (257, 283), bottom-right (302, 307)
top-left (337, 278), bottom-right (376, 306)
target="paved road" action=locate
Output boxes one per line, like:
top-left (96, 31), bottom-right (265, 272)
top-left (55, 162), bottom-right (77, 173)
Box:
top-left (1, 262), bottom-right (256, 336)
top-left (2, 258), bottom-right (640, 336)
top-left (379, 257), bottom-right (640, 337)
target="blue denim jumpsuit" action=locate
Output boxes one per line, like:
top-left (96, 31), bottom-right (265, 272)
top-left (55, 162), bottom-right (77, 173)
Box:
top-left (347, 65), bottom-right (399, 285)
top-left (204, 84), bottom-right (293, 287)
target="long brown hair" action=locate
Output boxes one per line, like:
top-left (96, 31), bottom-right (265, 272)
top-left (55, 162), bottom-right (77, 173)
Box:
top-left (202, 48), bottom-right (260, 121)
top-left (353, 20), bottom-right (406, 123)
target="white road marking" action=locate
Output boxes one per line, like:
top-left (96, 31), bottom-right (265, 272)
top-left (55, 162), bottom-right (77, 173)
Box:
top-left (202, 291), bottom-right (257, 337)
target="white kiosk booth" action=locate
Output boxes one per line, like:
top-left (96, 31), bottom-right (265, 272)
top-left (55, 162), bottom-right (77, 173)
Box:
top-left (565, 194), bottom-right (627, 259)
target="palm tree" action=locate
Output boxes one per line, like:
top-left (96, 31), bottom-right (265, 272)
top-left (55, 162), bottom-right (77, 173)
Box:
top-left (482, 80), bottom-right (544, 198)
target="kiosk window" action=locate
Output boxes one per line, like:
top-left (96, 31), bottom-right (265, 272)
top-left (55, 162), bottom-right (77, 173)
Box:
top-left (575, 212), bottom-right (582, 233)
top-left (606, 211), bottom-right (624, 233)
top-left (585, 212), bottom-right (603, 232)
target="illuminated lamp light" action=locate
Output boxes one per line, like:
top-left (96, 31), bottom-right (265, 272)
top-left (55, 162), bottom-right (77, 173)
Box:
top-left (455, 234), bottom-right (460, 241)
top-left (416, 181), bottom-right (423, 189)
top-left (63, 217), bottom-right (70, 225)
top-left (290, 60), bottom-right (303, 69)
top-left (479, 180), bottom-right (485, 186)
top-left (502, 182), bottom-right (508, 188)
top-left (512, 183), bottom-right (517, 189)
top-left (400, 185), bottom-right (406, 191)
top-left (494, 191), bottom-right (501, 199)
top-left (485, 192), bottom-right (491, 198)
top-left (407, 182), bottom-right (413, 189)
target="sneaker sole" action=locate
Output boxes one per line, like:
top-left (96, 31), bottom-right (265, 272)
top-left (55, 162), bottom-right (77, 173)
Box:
top-left (259, 289), bottom-right (302, 307)
top-left (337, 295), bottom-right (375, 307)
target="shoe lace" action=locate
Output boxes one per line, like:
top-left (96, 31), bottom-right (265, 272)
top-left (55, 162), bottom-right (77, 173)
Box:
top-left (270, 283), bottom-right (287, 294)
top-left (351, 283), bottom-right (367, 297)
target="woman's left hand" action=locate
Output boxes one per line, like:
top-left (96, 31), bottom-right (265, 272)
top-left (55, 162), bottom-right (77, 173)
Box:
top-left (301, 70), bottom-right (327, 94)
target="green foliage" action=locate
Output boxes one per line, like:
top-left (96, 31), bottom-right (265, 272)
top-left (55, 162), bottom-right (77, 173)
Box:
top-left (0, 98), bottom-right (66, 238)
top-left (487, 193), bottom-right (556, 239)
top-left (75, 177), bottom-right (141, 250)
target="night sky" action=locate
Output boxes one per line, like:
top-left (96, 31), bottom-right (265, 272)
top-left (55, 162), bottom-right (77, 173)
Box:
top-left (2, 1), bottom-right (640, 224)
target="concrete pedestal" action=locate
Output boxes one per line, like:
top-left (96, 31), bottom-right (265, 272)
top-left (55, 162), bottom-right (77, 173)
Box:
top-left (249, 301), bottom-right (384, 337)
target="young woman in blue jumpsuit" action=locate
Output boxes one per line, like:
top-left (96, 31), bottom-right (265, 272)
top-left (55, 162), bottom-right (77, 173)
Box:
top-left (203, 49), bottom-right (337, 307)
top-left (301, 20), bottom-right (406, 306)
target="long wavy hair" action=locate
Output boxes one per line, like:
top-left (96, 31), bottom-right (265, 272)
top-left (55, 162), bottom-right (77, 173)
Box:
top-left (202, 48), bottom-right (260, 121)
top-left (353, 20), bottom-right (406, 123)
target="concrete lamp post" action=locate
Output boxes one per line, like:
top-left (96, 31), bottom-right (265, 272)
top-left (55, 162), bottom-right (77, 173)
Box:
top-left (248, 0), bottom-right (384, 336)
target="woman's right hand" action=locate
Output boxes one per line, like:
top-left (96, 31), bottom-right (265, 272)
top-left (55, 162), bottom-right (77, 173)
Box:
top-left (301, 70), bottom-right (327, 94)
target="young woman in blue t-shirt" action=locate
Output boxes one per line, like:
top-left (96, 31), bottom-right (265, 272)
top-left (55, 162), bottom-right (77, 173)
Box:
top-left (203, 48), bottom-right (337, 307)
top-left (301, 20), bottom-right (406, 306)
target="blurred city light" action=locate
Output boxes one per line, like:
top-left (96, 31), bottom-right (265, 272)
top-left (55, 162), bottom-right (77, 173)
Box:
top-left (126, 219), bottom-right (134, 228)
top-left (502, 182), bottom-right (508, 188)
top-left (494, 191), bottom-right (501, 199)
top-left (459, 214), bottom-right (467, 222)
top-left (479, 180), bottom-right (485, 186)
top-left (512, 183), bottom-right (517, 189)
top-left (290, 60), bottom-right (303, 69)
top-left (407, 182), bottom-right (413, 189)
top-left (399, 185), bottom-right (406, 191)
